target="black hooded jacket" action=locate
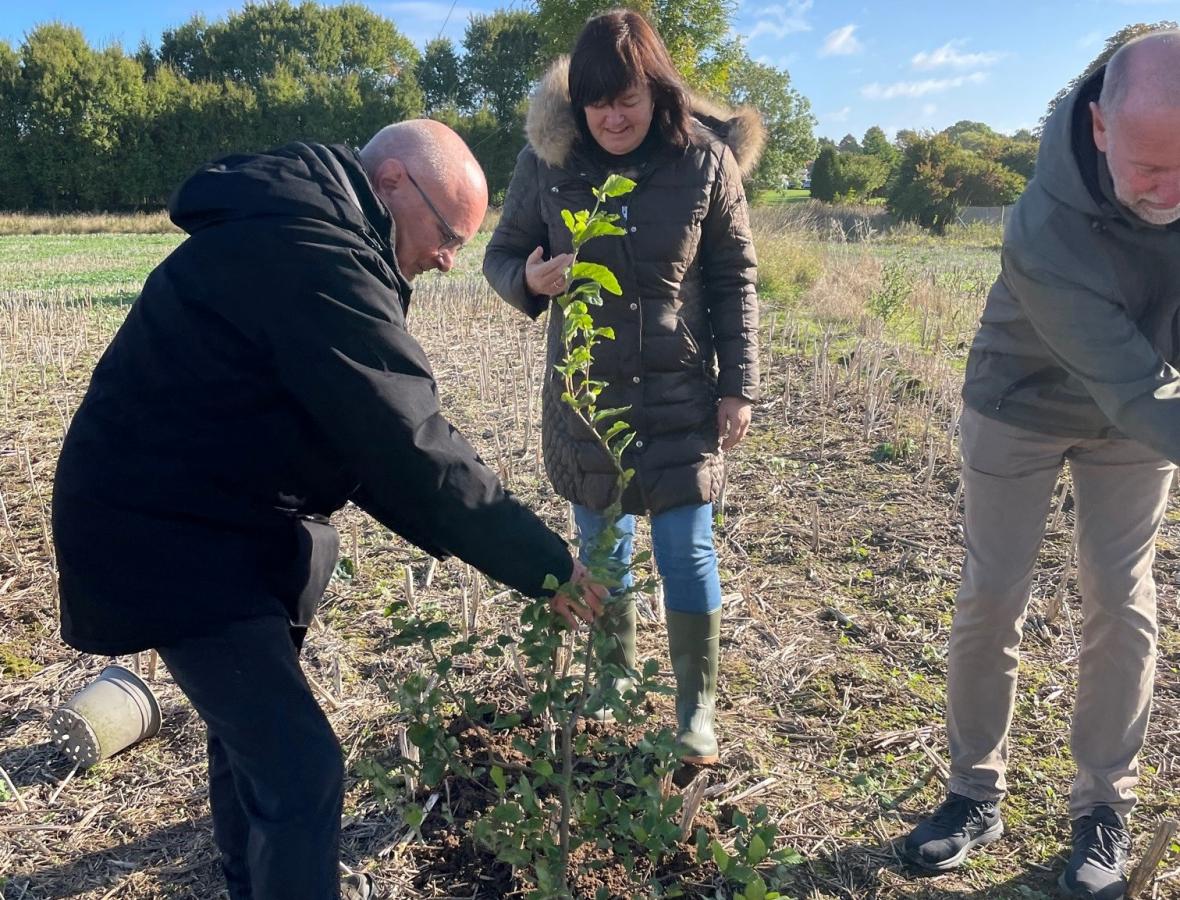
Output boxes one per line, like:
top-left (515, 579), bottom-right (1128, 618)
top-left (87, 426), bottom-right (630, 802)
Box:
top-left (53, 142), bottom-right (571, 655)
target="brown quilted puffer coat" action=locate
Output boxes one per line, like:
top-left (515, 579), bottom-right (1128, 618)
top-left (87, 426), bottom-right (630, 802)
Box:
top-left (483, 57), bottom-right (763, 515)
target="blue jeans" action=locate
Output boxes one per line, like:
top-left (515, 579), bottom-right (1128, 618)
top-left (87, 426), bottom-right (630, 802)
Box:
top-left (572, 503), bottom-right (722, 614)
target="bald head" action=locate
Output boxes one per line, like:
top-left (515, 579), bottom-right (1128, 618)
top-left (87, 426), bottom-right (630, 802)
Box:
top-left (1099, 30), bottom-right (1180, 121)
top-left (1091, 30), bottom-right (1180, 226)
top-left (360, 119), bottom-right (488, 278)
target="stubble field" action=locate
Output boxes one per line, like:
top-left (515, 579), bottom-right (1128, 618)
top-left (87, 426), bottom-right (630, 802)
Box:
top-left (1, 210), bottom-right (1177, 899)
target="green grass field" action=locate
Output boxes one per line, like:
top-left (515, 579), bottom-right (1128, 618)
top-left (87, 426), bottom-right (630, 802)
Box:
top-left (756, 187), bottom-right (812, 204)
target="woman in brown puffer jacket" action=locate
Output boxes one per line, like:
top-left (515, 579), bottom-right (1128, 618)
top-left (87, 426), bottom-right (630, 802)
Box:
top-left (483, 9), bottom-right (762, 764)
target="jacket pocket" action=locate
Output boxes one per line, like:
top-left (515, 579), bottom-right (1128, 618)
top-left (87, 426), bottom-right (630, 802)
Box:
top-left (1142, 303), bottom-right (1180, 365)
top-left (992, 365), bottom-right (1066, 412)
top-left (679, 317), bottom-right (717, 388)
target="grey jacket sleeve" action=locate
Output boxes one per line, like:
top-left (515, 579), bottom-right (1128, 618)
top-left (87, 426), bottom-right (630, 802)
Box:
top-left (483, 148), bottom-right (550, 320)
top-left (700, 145), bottom-right (760, 401)
top-left (1004, 241), bottom-right (1180, 464)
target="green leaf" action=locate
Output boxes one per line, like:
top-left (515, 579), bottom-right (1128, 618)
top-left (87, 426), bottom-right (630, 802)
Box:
top-left (747, 834), bottom-right (768, 865)
top-left (591, 405), bottom-right (631, 423)
top-left (601, 174), bottom-right (637, 197)
top-left (492, 802), bottom-right (523, 825)
top-left (779, 846), bottom-right (805, 865)
top-left (407, 723), bottom-right (434, 748)
top-left (490, 765), bottom-right (507, 793)
top-left (711, 840), bottom-right (730, 872)
top-left (601, 420), bottom-right (630, 443)
top-left (561, 208), bottom-right (576, 233)
top-left (611, 431), bottom-right (636, 455)
top-left (571, 261), bottom-right (622, 295)
top-left (542, 573), bottom-right (560, 591)
top-left (571, 281), bottom-right (602, 298)
top-left (423, 621), bottom-right (452, 641)
top-left (404, 805), bottom-right (425, 828)
top-left (573, 218), bottom-right (627, 248)
top-left (421, 758), bottom-right (445, 785)
top-left (732, 864), bottom-right (757, 884)
top-left (744, 877), bottom-right (768, 900)
top-left (519, 776), bottom-right (538, 814)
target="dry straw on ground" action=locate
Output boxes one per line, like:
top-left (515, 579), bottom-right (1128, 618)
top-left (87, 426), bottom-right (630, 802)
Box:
top-left (0, 220), bottom-right (1177, 898)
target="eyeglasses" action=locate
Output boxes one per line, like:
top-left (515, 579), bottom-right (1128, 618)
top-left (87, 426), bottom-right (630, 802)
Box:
top-left (404, 169), bottom-right (465, 255)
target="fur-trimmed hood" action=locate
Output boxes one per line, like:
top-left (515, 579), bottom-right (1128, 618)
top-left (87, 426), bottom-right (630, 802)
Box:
top-left (525, 56), bottom-right (766, 177)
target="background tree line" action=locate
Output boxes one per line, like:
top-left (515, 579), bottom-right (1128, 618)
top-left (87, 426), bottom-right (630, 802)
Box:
top-left (808, 121), bottom-right (1035, 232)
top-left (5, 1), bottom-right (1162, 225)
top-left (807, 20), bottom-right (1176, 232)
top-left (0, 0), bottom-right (817, 211)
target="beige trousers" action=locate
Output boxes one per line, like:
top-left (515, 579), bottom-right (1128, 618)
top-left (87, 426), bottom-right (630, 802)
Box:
top-left (947, 406), bottom-right (1173, 819)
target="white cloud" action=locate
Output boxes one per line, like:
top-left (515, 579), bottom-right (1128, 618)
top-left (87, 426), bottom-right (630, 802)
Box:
top-left (826, 106), bottom-right (852, 123)
top-left (819, 24), bottom-right (863, 57)
top-left (748, 0), bottom-right (813, 41)
top-left (861, 71), bottom-right (987, 100)
top-left (921, 103), bottom-right (938, 117)
top-left (1077, 30), bottom-right (1104, 49)
top-left (911, 40), bottom-right (1003, 70)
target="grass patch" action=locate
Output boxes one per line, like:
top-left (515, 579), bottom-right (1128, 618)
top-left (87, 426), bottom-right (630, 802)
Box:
top-left (0, 234), bottom-right (181, 295)
top-left (752, 228), bottom-right (824, 305)
top-left (0, 211), bottom-right (178, 235)
top-left (755, 188), bottom-right (811, 205)
top-left (0, 644), bottom-right (40, 677)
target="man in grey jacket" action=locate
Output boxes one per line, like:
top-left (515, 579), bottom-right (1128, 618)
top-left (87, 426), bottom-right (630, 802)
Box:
top-left (903, 32), bottom-right (1180, 899)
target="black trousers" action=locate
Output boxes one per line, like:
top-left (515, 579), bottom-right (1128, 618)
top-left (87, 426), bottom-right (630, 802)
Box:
top-left (157, 616), bottom-right (344, 900)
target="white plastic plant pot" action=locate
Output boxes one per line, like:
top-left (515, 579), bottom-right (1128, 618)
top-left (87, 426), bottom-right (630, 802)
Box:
top-left (48, 665), bottom-right (162, 768)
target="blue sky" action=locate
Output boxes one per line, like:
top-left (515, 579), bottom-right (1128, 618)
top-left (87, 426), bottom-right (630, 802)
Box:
top-left (2, 0), bottom-right (1179, 140)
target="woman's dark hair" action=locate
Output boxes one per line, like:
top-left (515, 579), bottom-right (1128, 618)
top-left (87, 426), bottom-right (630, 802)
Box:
top-left (568, 9), bottom-right (693, 149)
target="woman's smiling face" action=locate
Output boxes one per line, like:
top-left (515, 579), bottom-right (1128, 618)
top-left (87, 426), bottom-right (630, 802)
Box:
top-left (583, 82), bottom-right (655, 156)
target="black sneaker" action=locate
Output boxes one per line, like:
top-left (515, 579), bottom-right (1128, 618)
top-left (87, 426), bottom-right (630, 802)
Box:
top-left (903, 792), bottom-right (1004, 871)
top-left (1058, 806), bottom-right (1130, 899)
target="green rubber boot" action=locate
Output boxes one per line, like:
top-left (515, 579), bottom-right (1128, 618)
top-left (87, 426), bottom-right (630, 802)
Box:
top-left (584, 598), bottom-right (637, 722)
top-left (667, 609), bottom-right (721, 765)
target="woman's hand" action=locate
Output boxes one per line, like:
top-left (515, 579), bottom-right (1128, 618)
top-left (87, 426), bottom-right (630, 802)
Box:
top-left (525, 246), bottom-right (575, 297)
top-left (550, 558), bottom-right (607, 628)
top-left (717, 396), bottom-right (752, 451)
